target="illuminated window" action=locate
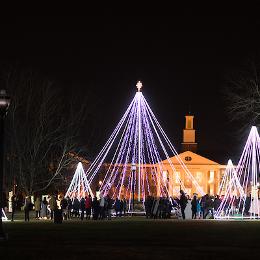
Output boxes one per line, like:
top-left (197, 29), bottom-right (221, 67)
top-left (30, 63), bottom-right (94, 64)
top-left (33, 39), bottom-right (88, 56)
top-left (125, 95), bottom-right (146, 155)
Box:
top-left (162, 171), bottom-right (168, 183)
top-left (175, 172), bottom-right (181, 184)
top-left (209, 170), bottom-right (214, 183)
top-left (187, 119), bottom-right (192, 129)
top-left (196, 172), bottom-right (202, 183)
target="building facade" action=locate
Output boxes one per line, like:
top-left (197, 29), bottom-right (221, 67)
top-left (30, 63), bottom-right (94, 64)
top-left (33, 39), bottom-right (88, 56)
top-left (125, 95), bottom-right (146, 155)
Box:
top-left (159, 115), bottom-right (226, 197)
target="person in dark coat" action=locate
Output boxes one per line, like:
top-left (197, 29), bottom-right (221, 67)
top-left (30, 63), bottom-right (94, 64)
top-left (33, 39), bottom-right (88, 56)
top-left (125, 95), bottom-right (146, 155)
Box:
top-left (114, 198), bottom-right (121, 217)
top-left (61, 197), bottom-right (68, 220)
top-left (67, 197), bottom-right (73, 219)
top-left (85, 195), bottom-right (92, 220)
top-left (179, 190), bottom-right (188, 220)
top-left (122, 198), bottom-right (127, 216)
top-left (80, 197), bottom-right (86, 220)
top-left (191, 195), bottom-right (198, 219)
top-left (72, 198), bottom-right (80, 218)
top-left (24, 196), bottom-right (31, 222)
top-left (213, 195), bottom-right (221, 216)
top-left (244, 193), bottom-right (251, 216)
top-left (92, 196), bottom-right (100, 220)
top-left (11, 194), bottom-right (17, 221)
top-left (106, 195), bottom-right (113, 220)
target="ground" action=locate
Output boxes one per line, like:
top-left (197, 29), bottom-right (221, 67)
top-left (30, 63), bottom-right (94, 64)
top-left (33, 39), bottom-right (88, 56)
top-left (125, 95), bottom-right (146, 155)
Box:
top-left (1, 212), bottom-right (260, 259)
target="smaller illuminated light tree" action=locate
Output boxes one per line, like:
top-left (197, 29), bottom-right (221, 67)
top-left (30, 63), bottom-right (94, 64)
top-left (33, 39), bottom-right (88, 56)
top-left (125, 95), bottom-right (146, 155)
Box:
top-left (217, 159), bottom-right (243, 196)
top-left (215, 126), bottom-right (260, 219)
top-left (215, 159), bottom-right (244, 218)
top-left (1, 209), bottom-right (7, 221)
top-left (65, 162), bottom-right (94, 200)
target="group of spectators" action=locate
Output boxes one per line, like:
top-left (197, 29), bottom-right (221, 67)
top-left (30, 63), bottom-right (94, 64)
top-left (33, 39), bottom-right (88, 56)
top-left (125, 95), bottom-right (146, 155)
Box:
top-left (178, 190), bottom-right (222, 219)
top-left (9, 193), bottom-right (129, 222)
top-left (144, 196), bottom-right (174, 219)
top-left (143, 191), bottom-right (223, 220)
top-left (7, 190), bottom-right (231, 222)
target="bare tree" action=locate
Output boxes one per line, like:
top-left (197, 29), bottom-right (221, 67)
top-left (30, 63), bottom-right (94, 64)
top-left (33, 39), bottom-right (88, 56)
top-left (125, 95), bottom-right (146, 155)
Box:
top-left (2, 69), bottom-right (97, 195)
top-left (224, 61), bottom-right (260, 133)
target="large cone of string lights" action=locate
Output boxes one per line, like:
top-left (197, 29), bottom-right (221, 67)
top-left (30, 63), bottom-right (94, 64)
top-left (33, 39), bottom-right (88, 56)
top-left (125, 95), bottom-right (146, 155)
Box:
top-left (86, 81), bottom-right (205, 212)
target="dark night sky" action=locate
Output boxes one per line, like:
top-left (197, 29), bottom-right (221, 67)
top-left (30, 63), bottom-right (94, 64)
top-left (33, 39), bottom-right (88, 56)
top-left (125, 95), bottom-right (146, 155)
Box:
top-left (1, 15), bottom-right (260, 164)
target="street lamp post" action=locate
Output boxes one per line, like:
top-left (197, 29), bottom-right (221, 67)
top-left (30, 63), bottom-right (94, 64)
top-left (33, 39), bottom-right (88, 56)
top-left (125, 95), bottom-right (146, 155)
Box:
top-left (0, 90), bottom-right (11, 241)
top-left (131, 163), bottom-right (136, 214)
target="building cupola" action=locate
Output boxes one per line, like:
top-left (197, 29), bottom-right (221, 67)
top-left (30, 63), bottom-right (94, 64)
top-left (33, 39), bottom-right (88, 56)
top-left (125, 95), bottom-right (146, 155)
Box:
top-left (181, 114), bottom-right (197, 152)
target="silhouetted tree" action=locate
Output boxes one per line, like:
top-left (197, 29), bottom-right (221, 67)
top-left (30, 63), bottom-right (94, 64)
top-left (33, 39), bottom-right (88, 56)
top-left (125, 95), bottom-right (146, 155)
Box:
top-left (2, 68), bottom-right (99, 195)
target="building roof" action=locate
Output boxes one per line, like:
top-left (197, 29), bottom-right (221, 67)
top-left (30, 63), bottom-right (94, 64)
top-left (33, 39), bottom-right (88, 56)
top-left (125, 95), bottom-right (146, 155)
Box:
top-left (161, 151), bottom-right (223, 166)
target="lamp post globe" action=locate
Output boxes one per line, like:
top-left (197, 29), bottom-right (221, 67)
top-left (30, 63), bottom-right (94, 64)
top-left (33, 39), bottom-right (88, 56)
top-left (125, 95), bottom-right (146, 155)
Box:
top-left (0, 89), bottom-right (11, 241)
top-left (131, 163), bottom-right (136, 213)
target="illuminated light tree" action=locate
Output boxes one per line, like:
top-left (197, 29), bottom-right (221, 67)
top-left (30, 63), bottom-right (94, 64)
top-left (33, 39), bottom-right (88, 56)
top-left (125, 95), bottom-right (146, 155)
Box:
top-left (86, 81), bottom-right (205, 212)
top-left (1, 209), bottom-right (7, 221)
top-left (217, 159), bottom-right (243, 196)
top-left (215, 126), bottom-right (260, 219)
top-left (65, 162), bottom-right (94, 200)
top-left (215, 159), bottom-right (244, 218)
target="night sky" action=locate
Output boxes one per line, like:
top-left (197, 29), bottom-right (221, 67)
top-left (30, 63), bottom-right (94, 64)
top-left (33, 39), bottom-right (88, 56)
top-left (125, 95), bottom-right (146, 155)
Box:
top-left (1, 15), bottom-right (260, 164)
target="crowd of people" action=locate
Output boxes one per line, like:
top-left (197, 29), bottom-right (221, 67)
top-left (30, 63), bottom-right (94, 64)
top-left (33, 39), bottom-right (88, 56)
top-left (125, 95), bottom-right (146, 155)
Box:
top-left (9, 193), bottom-right (129, 222)
top-left (144, 191), bottom-right (222, 220)
top-left (5, 190), bottom-right (232, 222)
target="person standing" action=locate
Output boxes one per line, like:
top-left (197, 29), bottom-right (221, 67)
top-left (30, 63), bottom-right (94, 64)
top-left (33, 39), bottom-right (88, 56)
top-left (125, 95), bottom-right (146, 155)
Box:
top-left (67, 197), bottom-right (73, 219)
top-left (49, 195), bottom-right (57, 220)
top-left (24, 196), bottom-right (31, 222)
top-left (213, 195), bottom-right (221, 217)
top-left (53, 195), bottom-right (63, 224)
top-left (152, 198), bottom-right (160, 219)
top-left (179, 190), bottom-right (188, 220)
top-left (40, 197), bottom-right (48, 219)
top-left (92, 196), bottom-right (99, 220)
top-left (73, 197), bottom-right (80, 218)
top-left (114, 198), bottom-right (121, 217)
top-left (34, 197), bottom-right (41, 219)
top-left (106, 195), bottom-right (113, 220)
top-left (61, 196), bottom-right (68, 220)
top-left (197, 198), bottom-right (202, 219)
top-left (85, 195), bottom-right (92, 220)
top-left (11, 194), bottom-right (17, 221)
top-left (80, 197), bottom-right (86, 220)
top-left (200, 195), bottom-right (206, 219)
top-left (191, 195), bottom-right (198, 219)
top-left (99, 194), bottom-right (105, 219)
top-left (122, 198), bottom-right (127, 216)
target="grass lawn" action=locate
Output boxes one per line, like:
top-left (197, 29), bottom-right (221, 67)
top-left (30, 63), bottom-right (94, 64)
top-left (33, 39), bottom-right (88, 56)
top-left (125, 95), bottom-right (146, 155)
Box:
top-left (1, 212), bottom-right (260, 259)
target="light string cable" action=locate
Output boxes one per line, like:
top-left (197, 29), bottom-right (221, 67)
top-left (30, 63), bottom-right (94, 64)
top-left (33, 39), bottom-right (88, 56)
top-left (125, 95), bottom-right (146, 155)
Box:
top-left (101, 97), bottom-right (137, 196)
top-left (141, 94), bottom-right (168, 197)
top-left (142, 94), bottom-right (178, 196)
top-left (108, 96), bottom-right (138, 198)
top-left (215, 160), bottom-right (234, 218)
top-left (117, 97), bottom-right (138, 199)
top-left (86, 98), bottom-right (135, 181)
top-left (111, 97), bottom-right (138, 199)
top-left (143, 96), bottom-right (205, 196)
top-left (143, 96), bottom-right (186, 194)
top-left (217, 159), bottom-right (233, 196)
top-left (141, 96), bottom-right (163, 196)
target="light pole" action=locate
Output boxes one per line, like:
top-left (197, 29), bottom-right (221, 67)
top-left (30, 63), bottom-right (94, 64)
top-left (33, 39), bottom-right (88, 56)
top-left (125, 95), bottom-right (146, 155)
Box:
top-left (131, 163), bottom-right (136, 213)
top-left (0, 89), bottom-right (11, 241)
